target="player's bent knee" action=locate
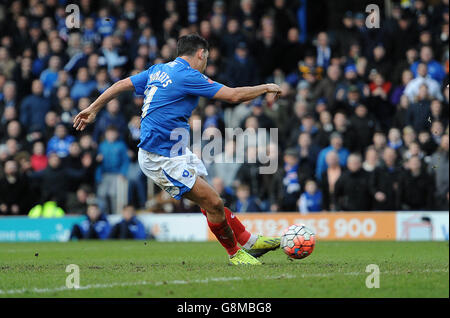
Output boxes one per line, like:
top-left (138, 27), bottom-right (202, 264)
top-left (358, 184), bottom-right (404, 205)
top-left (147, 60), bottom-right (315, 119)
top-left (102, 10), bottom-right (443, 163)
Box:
top-left (207, 196), bottom-right (224, 216)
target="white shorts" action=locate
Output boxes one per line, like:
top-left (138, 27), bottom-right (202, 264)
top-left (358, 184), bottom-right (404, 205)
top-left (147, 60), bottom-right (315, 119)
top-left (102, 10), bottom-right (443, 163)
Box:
top-left (138, 148), bottom-right (208, 200)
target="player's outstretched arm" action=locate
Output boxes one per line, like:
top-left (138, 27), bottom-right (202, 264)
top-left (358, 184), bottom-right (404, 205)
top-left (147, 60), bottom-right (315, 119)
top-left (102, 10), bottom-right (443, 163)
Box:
top-left (73, 78), bottom-right (134, 131)
top-left (213, 83), bottom-right (281, 104)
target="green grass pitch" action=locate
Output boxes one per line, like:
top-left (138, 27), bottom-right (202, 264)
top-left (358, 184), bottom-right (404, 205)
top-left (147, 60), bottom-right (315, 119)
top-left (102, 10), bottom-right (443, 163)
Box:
top-left (0, 241), bottom-right (448, 298)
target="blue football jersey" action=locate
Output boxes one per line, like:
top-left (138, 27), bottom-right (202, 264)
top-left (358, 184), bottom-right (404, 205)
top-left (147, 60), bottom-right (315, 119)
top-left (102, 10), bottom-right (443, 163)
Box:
top-left (130, 57), bottom-right (223, 157)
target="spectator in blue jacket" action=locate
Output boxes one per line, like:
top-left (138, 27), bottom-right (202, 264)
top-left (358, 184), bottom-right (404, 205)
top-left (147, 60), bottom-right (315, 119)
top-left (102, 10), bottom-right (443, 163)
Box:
top-left (96, 125), bottom-right (130, 214)
top-left (39, 56), bottom-right (61, 97)
top-left (223, 42), bottom-right (259, 87)
top-left (410, 46), bottom-right (446, 83)
top-left (20, 80), bottom-right (50, 134)
top-left (70, 67), bottom-right (97, 101)
top-left (109, 205), bottom-right (147, 239)
top-left (233, 183), bottom-right (262, 213)
top-left (316, 132), bottom-right (350, 180)
top-left (93, 98), bottom-right (127, 142)
top-left (70, 201), bottom-right (111, 240)
top-left (298, 179), bottom-right (323, 213)
top-left (46, 124), bottom-right (75, 158)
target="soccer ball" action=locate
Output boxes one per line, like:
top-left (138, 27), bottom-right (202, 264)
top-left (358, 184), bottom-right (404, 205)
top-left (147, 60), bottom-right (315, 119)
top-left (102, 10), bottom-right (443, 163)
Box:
top-left (280, 224), bottom-right (315, 259)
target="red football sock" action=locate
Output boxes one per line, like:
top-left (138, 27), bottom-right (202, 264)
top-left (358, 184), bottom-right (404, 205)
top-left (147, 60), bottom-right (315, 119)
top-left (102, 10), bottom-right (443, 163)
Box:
top-left (202, 207), bottom-right (251, 246)
top-left (207, 218), bottom-right (240, 256)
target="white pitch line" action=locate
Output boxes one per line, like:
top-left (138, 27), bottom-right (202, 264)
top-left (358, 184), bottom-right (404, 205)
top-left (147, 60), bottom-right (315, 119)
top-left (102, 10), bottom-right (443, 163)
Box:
top-left (0, 269), bottom-right (447, 296)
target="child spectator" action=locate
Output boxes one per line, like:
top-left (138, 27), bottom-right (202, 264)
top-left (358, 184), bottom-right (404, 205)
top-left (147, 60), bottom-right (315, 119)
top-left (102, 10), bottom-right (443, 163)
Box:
top-left (30, 141), bottom-right (47, 172)
top-left (46, 124), bottom-right (75, 158)
top-left (109, 205), bottom-right (147, 239)
top-left (70, 201), bottom-right (111, 240)
top-left (298, 179), bottom-right (322, 214)
top-left (233, 183), bottom-right (261, 213)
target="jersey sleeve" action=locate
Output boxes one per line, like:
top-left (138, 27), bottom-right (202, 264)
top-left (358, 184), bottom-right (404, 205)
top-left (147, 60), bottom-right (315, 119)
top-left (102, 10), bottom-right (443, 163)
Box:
top-left (130, 69), bottom-right (150, 96)
top-left (182, 70), bottom-right (224, 98)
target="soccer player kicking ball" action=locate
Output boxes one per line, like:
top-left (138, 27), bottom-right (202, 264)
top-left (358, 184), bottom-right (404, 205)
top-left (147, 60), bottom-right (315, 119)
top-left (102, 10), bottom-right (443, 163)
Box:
top-left (73, 34), bottom-right (281, 265)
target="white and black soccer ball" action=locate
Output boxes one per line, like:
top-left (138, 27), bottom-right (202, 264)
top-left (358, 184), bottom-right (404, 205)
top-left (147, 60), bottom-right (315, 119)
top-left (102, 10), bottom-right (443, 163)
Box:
top-left (280, 224), bottom-right (316, 259)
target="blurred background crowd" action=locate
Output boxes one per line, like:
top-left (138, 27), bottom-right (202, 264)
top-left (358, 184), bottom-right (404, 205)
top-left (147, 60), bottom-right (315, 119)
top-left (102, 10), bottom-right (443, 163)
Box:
top-left (0, 0), bottom-right (448, 216)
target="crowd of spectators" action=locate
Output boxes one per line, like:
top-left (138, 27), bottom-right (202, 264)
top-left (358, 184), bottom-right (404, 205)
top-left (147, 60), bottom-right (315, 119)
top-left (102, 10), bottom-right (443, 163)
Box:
top-left (0, 0), bottom-right (448, 215)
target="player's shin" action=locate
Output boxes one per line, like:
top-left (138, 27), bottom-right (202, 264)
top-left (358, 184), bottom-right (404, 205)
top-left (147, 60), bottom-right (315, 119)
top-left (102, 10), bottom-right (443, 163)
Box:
top-left (202, 207), bottom-right (257, 249)
top-left (206, 217), bottom-right (240, 256)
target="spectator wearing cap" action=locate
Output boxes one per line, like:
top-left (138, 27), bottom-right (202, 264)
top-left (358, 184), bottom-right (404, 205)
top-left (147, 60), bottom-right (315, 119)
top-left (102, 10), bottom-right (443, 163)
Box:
top-left (288, 112), bottom-right (318, 148)
top-left (335, 11), bottom-right (361, 57)
top-left (241, 97), bottom-right (276, 130)
top-left (353, 12), bottom-right (374, 56)
top-left (315, 132), bottom-right (350, 180)
top-left (19, 79), bottom-right (50, 134)
top-left (367, 44), bottom-right (391, 78)
top-left (335, 64), bottom-right (367, 108)
top-left (224, 41), bottom-right (258, 87)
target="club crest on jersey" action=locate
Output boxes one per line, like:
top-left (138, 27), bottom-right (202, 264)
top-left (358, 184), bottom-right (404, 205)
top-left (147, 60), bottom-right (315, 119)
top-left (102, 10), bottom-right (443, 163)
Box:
top-left (202, 74), bottom-right (214, 84)
top-left (182, 169), bottom-right (192, 178)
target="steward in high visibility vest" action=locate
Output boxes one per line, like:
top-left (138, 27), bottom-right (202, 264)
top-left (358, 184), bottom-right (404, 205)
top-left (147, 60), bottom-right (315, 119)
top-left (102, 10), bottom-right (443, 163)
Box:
top-left (28, 201), bottom-right (65, 218)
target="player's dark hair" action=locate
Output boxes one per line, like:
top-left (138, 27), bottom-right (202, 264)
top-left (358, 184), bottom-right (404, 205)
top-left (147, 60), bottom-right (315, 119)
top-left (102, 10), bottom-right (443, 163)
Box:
top-left (176, 34), bottom-right (209, 57)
